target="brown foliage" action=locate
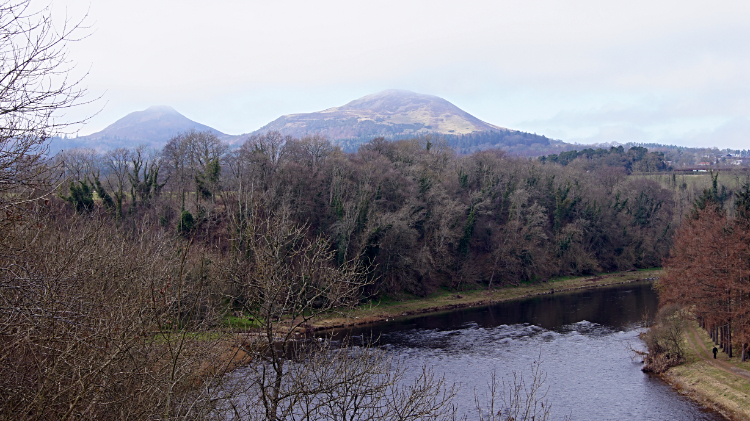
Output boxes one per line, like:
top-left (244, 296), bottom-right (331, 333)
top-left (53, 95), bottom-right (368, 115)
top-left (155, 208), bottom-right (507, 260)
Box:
top-left (0, 206), bottom-right (234, 419)
top-left (659, 200), bottom-right (750, 359)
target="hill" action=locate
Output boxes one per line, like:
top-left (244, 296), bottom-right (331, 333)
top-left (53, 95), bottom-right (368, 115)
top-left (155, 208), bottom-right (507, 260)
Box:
top-left (48, 91), bottom-right (565, 155)
top-left (49, 106), bottom-right (227, 152)
top-left (250, 90), bottom-right (557, 154)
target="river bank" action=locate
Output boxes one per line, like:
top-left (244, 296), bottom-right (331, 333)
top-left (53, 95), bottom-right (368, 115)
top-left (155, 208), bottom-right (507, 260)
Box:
top-left (661, 320), bottom-right (750, 420)
top-left (319, 278), bottom-right (722, 419)
top-left (311, 268), bottom-right (662, 330)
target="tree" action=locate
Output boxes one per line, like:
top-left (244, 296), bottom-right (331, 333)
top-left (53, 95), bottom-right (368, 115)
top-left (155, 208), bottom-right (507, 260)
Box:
top-left (216, 206), bottom-right (459, 421)
top-left (127, 146), bottom-right (163, 208)
top-left (0, 0), bottom-right (91, 209)
top-left (103, 148), bottom-right (132, 219)
top-left (162, 130), bottom-right (226, 210)
top-left (475, 359), bottom-right (571, 421)
top-left (0, 209), bottom-right (233, 420)
top-left (660, 195), bottom-right (750, 360)
top-left (240, 131), bottom-right (288, 191)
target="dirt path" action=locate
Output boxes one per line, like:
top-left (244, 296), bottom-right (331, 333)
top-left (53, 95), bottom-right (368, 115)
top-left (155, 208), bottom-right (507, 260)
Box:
top-left (685, 323), bottom-right (750, 381)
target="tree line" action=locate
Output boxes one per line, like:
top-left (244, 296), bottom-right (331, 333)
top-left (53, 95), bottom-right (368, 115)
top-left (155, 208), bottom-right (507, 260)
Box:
top-left (540, 145), bottom-right (669, 173)
top-left (659, 177), bottom-right (750, 361)
top-left (53, 132), bottom-right (694, 298)
top-left (0, 0), bottom-right (660, 418)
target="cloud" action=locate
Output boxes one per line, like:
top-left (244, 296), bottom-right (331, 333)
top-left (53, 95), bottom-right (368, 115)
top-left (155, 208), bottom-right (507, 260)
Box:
top-left (666, 117), bottom-right (750, 149)
top-left (54, 0), bottom-right (750, 150)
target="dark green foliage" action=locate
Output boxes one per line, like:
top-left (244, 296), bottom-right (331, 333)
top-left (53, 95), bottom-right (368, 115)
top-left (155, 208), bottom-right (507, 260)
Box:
top-left (177, 210), bottom-right (195, 235)
top-left (458, 206), bottom-right (476, 255)
top-left (61, 180), bottom-right (94, 213)
top-left (553, 183), bottom-right (579, 233)
top-left (129, 153), bottom-right (165, 208)
top-left (458, 168), bottom-right (468, 188)
top-left (160, 205), bottom-right (175, 228)
top-left (736, 182), bottom-right (750, 223)
top-left (629, 191), bottom-right (663, 227)
top-left (195, 158), bottom-right (220, 200)
top-left (541, 146), bottom-right (668, 174)
top-left (91, 175), bottom-right (115, 212)
top-left (692, 170), bottom-right (729, 216)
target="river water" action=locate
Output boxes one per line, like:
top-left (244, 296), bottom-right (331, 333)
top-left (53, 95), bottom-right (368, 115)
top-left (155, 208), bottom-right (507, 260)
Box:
top-left (329, 282), bottom-right (725, 420)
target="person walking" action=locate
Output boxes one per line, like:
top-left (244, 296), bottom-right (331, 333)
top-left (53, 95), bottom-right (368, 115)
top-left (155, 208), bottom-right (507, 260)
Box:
top-left (713, 346), bottom-right (718, 359)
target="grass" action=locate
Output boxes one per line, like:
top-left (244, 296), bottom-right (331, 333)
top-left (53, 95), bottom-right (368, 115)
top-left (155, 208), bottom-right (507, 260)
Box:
top-left (662, 320), bottom-right (750, 420)
top-left (312, 268), bottom-right (662, 330)
top-left (690, 321), bottom-right (750, 372)
top-left (667, 362), bottom-right (750, 420)
top-left (224, 314), bottom-right (264, 329)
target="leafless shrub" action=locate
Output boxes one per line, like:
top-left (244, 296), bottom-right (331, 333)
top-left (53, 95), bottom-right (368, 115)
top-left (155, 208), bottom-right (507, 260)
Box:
top-left (639, 304), bottom-right (685, 373)
top-left (0, 207), bottom-right (234, 420)
top-left (474, 357), bottom-right (570, 421)
top-left (214, 339), bottom-right (457, 421)
top-left (0, 0), bottom-right (95, 211)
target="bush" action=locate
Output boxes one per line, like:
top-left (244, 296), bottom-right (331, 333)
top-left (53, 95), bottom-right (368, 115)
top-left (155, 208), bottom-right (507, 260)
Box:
top-left (177, 209), bottom-right (195, 235)
top-left (640, 304), bottom-right (685, 373)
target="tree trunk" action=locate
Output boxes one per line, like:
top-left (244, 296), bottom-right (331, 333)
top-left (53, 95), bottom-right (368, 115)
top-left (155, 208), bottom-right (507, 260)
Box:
top-left (728, 322), bottom-right (733, 358)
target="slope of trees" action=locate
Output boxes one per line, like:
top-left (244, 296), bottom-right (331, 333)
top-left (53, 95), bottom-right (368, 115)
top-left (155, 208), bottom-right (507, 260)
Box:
top-left (659, 182), bottom-right (750, 361)
top-left (50, 132), bottom-right (696, 299)
top-left (0, 1), bottom-right (591, 419)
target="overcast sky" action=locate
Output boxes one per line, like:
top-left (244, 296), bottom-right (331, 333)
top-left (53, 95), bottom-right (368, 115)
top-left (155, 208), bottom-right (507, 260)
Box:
top-left (51, 0), bottom-right (750, 149)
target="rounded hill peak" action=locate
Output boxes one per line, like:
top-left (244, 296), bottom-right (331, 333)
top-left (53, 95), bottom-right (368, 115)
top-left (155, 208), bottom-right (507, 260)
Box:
top-left (144, 105), bottom-right (179, 114)
top-left (82, 105), bottom-right (224, 147)
top-left (339, 90), bottom-right (451, 114)
top-left (255, 89), bottom-right (508, 143)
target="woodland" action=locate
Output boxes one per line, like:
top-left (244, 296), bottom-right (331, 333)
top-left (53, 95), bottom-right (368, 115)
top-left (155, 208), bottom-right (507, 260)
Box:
top-left (9, 129), bottom-right (745, 419)
top-left (3, 0), bottom-right (750, 418)
top-left (56, 132), bottom-right (691, 297)
top-left (658, 178), bottom-right (750, 364)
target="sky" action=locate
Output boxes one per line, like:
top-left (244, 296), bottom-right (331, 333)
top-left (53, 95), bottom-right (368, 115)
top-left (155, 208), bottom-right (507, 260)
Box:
top-left (49, 0), bottom-right (750, 150)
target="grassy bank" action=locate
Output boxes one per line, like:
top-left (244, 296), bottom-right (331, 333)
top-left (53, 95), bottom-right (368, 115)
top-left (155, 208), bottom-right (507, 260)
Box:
top-left (311, 268), bottom-right (662, 330)
top-left (662, 320), bottom-right (750, 420)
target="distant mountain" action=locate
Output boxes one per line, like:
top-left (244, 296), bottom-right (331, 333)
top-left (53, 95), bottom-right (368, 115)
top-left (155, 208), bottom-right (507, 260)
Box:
top-left (255, 90), bottom-right (504, 137)
top-left (49, 106), bottom-right (227, 152)
top-left (249, 90), bottom-right (560, 154)
top-left (48, 91), bottom-right (567, 156)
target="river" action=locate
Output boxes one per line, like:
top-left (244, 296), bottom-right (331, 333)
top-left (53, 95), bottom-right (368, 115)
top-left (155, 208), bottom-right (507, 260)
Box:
top-left (329, 281), bottom-right (725, 420)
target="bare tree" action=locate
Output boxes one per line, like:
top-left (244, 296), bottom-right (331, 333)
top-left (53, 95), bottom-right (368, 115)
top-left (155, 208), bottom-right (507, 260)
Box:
top-left (54, 147), bottom-right (97, 181)
top-left (0, 0), bottom-right (92, 208)
top-left (215, 205), bottom-right (458, 421)
top-left (217, 339), bottom-right (457, 421)
top-left (127, 145), bottom-right (163, 208)
top-left (162, 130), bottom-right (226, 210)
top-left (239, 131), bottom-right (288, 191)
top-left (104, 147), bottom-right (131, 218)
top-left (282, 133), bottom-right (335, 170)
top-left (475, 358), bottom-right (570, 421)
top-left (0, 208), bottom-right (235, 420)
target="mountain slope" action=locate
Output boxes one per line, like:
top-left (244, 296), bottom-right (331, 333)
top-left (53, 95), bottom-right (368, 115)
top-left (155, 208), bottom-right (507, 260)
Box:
top-left (251, 90), bottom-right (557, 154)
top-left (254, 90), bottom-right (505, 139)
top-left (50, 106), bottom-right (226, 151)
top-left (49, 91), bottom-right (563, 155)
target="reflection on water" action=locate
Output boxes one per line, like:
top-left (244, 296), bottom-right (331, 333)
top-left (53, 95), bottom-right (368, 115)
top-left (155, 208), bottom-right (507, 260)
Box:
top-left (330, 282), bottom-right (725, 420)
